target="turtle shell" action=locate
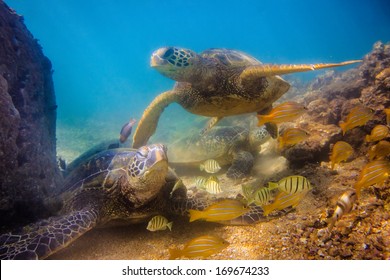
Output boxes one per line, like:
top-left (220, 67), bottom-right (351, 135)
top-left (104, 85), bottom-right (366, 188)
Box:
top-left (200, 48), bottom-right (261, 67)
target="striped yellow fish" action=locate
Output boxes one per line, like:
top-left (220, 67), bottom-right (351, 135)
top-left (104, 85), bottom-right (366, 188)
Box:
top-left (329, 141), bottom-right (354, 169)
top-left (169, 235), bottom-right (229, 260)
top-left (257, 101), bottom-right (307, 126)
top-left (354, 160), bottom-right (390, 198)
top-left (327, 189), bottom-right (357, 232)
top-left (248, 187), bottom-right (271, 206)
top-left (146, 215), bottom-right (173, 232)
top-left (262, 190), bottom-right (309, 216)
top-left (200, 159), bottom-right (221, 173)
top-left (268, 175), bottom-right (312, 194)
top-left (339, 105), bottom-right (374, 135)
top-left (365, 124), bottom-right (389, 142)
top-left (385, 108), bottom-right (390, 125)
top-left (278, 127), bottom-right (310, 150)
top-left (204, 176), bottom-right (222, 194)
top-left (368, 140), bottom-right (390, 160)
top-left (194, 176), bottom-right (208, 189)
top-left (189, 199), bottom-right (249, 222)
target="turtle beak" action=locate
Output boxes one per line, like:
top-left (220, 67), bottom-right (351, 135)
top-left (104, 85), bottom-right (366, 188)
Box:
top-left (150, 48), bottom-right (170, 68)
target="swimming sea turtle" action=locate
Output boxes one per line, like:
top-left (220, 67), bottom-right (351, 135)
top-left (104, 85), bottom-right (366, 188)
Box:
top-left (0, 144), bottom-right (265, 260)
top-left (132, 47), bottom-right (360, 148)
top-left (168, 125), bottom-right (270, 179)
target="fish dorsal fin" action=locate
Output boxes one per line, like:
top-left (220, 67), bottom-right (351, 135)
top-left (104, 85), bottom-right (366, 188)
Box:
top-left (240, 60), bottom-right (362, 80)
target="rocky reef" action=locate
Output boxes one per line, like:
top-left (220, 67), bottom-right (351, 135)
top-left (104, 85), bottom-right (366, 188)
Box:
top-left (0, 2), bottom-right (62, 229)
top-left (281, 42), bottom-right (390, 166)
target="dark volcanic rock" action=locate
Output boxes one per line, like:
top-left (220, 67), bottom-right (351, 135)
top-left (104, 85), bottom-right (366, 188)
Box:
top-left (0, 2), bottom-right (62, 229)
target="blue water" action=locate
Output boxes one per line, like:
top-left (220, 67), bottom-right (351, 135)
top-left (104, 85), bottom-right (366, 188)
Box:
top-left (5, 0), bottom-right (390, 158)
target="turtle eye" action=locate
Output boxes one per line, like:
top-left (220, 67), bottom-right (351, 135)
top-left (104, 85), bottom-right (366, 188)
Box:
top-left (136, 147), bottom-right (149, 157)
top-left (162, 48), bottom-right (174, 59)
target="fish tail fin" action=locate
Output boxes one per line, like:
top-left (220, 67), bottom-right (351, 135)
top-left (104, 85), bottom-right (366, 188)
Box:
top-left (189, 209), bottom-right (203, 222)
top-left (262, 205), bottom-right (272, 216)
top-left (277, 137), bottom-right (284, 150)
top-left (167, 222), bottom-right (173, 231)
top-left (339, 121), bottom-right (347, 135)
top-left (257, 115), bottom-right (268, 126)
top-left (354, 183), bottom-right (361, 200)
top-left (365, 135), bottom-right (370, 142)
top-left (168, 248), bottom-right (182, 260)
top-left (199, 164), bottom-right (204, 171)
top-left (268, 182), bottom-right (279, 190)
top-left (330, 161), bottom-right (335, 170)
top-left (326, 217), bottom-right (336, 232)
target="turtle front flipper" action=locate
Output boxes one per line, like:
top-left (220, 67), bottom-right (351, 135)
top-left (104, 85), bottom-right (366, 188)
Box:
top-left (240, 60), bottom-right (362, 81)
top-left (226, 150), bottom-right (254, 179)
top-left (132, 90), bottom-right (178, 148)
top-left (0, 207), bottom-right (99, 260)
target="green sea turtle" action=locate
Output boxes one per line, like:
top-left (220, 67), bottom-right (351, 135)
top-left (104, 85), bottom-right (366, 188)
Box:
top-left (0, 144), bottom-right (265, 260)
top-left (132, 47), bottom-right (360, 148)
top-left (168, 125), bottom-right (271, 179)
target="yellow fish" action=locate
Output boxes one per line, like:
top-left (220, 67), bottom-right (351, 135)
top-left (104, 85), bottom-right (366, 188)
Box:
top-left (262, 190), bottom-right (308, 216)
top-left (365, 124), bottom-right (389, 142)
top-left (194, 176), bottom-right (207, 188)
top-left (146, 215), bottom-right (173, 232)
top-left (170, 179), bottom-right (185, 197)
top-left (385, 108), bottom-right (390, 125)
top-left (257, 101), bottom-right (307, 126)
top-left (368, 140), bottom-right (390, 160)
top-left (204, 176), bottom-right (222, 194)
top-left (268, 175), bottom-right (312, 194)
top-left (248, 187), bottom-right (271, 206)
top-left (189, 199), bottom-right (249, 222)
top-left (278, 127), bottom-right (310, 150)
top-left (200, 159), bottom-right (221, 173)
top-left (329, 141), bottom-right (354, 169)
top-left (241, 184), bottom-right (254, 201)
top-left (339, 106), bottom-right (374, 135)
top-left (169, 235), bottom-right (229, 260)
top-left (354, 160), bottom-right (390, 198)
top-left (327, 189), bottom-right (357, 232)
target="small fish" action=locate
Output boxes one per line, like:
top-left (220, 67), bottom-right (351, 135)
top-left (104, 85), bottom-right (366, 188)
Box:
top-left (365, 124), bottom-right (389, 142)
top-left (354, 160), bottom-right (390, 198)
top-left (327, 189), bottom-right (357, 232)
top-left (268, 175), bottom-right (312, 194)
top-left (385, 108), bottom-right (390, 125)
top-left (368, 140), bottom-right (390, 160)
top-left (189, 199), bottom-right (249, 222)
top-left (146, 215), bottom-right (173, 232)
top-left (170, 179), bottom-right (185, 197)
top-left (248, 187), bottom-right (271, 206)
top-left (329, 141), bottom-right (354, 169)
top-left (169, 235), bottom-right (229, 260)
top-left (204, 176), bottom-right (222, 194)
top-left (119, 118), bottom-right (137, 143)
top-left (257, 101), bottom-right (307, 126)
top-left (262, 190), bottom-right (309, 216)
top-left (339, 106), bottom-right (374, 135)
top-left (194, 176), bottom-right (208, 189)
top-left (278, 127), bottom-right (310, 150)
top-left (200, 159), bottom-right (221, 173)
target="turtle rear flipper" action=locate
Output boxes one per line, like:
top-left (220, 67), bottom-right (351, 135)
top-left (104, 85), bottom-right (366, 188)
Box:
top-left (226, 150), bottom-right (254, 179)
top-left (240, 60), bottom-right (362, 81)
top-left (132, 90), bottom-right (178, 148)
top-left (0, 207), bottom-right (99, 260)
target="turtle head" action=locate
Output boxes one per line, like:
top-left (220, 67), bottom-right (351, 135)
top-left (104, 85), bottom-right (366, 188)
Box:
top-left (123, 144), bottom-right (169, 207)
top-left (249, 126), bottom-right (271, 150)
top-left (151, 47), bottom-right (200, 82)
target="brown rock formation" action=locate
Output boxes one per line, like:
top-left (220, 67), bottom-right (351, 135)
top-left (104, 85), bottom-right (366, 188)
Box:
top-left (0, 2), bottom-right (62, 229)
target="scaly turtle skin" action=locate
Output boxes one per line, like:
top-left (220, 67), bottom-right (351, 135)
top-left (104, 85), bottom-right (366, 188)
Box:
top-left (168, 125), bottom-right (270, 179)
top-left (0, 144), bottom-right (266, 260)
top-left (132, 47), bottom-right (361, 148)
